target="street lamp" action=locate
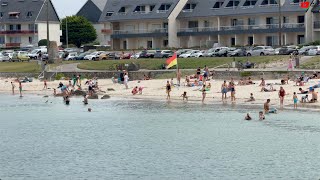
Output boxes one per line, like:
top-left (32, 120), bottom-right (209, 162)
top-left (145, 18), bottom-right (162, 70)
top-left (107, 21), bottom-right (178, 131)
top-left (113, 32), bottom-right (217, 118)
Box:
top-left (46, 0), bottom-right (50, 61)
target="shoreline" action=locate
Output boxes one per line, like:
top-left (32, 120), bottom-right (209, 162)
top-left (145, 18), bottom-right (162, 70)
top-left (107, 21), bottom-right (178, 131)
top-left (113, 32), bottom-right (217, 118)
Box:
top-left (1, 77), bottom-right (320, 112)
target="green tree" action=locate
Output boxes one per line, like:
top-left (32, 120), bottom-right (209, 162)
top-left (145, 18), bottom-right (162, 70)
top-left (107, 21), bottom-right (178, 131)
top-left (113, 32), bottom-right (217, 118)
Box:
top-left (61, 16), bottom-right (97, 48)
top-left (38, 39), bottom-right (48, 46)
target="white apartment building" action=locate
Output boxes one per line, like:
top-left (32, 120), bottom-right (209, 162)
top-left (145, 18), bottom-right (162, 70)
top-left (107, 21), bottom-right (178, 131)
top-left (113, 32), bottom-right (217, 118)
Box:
top-left (95, 0), bottom-right (318, 49)
top-left (0, 0), bottom-right (62, 48)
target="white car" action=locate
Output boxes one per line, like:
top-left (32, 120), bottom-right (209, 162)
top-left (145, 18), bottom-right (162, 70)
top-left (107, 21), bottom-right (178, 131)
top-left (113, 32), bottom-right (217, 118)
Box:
top-left (274, 48), bottom-right (281, 55)
top-left (246, 46), bottom-right (275, 56)
top-left (130, 52), bottom-right (141, 59)
top-left (299, 46), bottom-right (315, 55)
top-left (179, 50), bottom-right (200, 58)
top-left (0, 52), bottom-right (10, 62)
top-left (84, 51), bottom-right (104, 60)
top-left (65, 52), bottom-right (78, 60)
top-left (190, 50), bottom-right (205, 58)
top-left (307, 46), bottom-right (320, 56)
top-left (28, 49), bottom-right (47, 59)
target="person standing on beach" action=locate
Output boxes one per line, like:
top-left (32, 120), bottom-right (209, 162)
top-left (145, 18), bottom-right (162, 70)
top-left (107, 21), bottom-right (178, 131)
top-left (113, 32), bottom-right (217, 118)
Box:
top-left (202, 84), bottom-right (206, 103)
top-left (18, 82), bottom-right (22, 97)
top-left (279, 86), bottom-right (286, 108)
top-left (196, 67), bottom-right (201, 79)
top-left (221, 80), bottom-right (228, 100)
top-left (293, 92), bottom-right (298, 109)
top-left (166, 80), bottom-right (171, 100)
top-left (204, 65), bottom-right (209, 81)
top-left (264, 99), bottom-right (270, 114)
top-left (124, 73), bottom-right (129, 89)
top-left (11, 82), bottom-right (15, 94)
top-left (43, 79), bottom-right (47, 89)
top-left (78, 75), bottom-right (82, 87)
top-left (177, 68), bottom-right (181, 86)
top-left (230, 82), bottom-right (236, 102)
top-left (72, 75), bottom-right (77, 87)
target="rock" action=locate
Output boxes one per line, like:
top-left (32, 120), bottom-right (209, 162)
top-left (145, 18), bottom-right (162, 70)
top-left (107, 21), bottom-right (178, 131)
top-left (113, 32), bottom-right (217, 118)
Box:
top-left (101, 94), bottom-right (111, 99)
top-left (107, 88), bottom-right (115, 91)
top-left (43, 95), bottom-right (49, 98)
top-left (88, 94), bottom-right (99, 99)
top-left (72, 90), bottom-right (87, 96)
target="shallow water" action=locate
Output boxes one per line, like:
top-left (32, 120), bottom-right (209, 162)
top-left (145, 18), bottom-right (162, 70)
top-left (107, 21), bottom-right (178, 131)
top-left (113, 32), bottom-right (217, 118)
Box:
top-left (0, 95), bottom-right (320, 179)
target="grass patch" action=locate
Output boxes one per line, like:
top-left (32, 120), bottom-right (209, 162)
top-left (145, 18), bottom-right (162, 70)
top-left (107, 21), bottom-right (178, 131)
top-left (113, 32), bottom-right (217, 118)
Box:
top-left (300, 56), bottom-right (320, 69)
top-left (0, 62), bottom-right (40, 73)
top-left (77, 56), bottom-right (289, 71)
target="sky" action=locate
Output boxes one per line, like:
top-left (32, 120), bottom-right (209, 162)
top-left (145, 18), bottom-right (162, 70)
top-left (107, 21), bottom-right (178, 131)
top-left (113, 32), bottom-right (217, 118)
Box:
top-left (52, 0), bottom-right (87, 18)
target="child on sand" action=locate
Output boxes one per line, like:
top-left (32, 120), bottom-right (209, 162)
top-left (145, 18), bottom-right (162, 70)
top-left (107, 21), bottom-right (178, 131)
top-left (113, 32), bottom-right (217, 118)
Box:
top-left (132, 86), bottom-right (138, 95)
top-left (43, 79), bottom-right (47, 89)
top-left (138, 86), bottom-right (143, 94)
top-left (181, 91), bottom-right (188, 101)
top-left (293, 92), bottom-right (298, 109)
top-left (18, 82), bottom-right (22, 97)
top-left (246, 93), bottom-right (255, 102)
top-left (166, 81), bottom-right (171, 100)
top-left (11, 82), bottom-right (15, 94)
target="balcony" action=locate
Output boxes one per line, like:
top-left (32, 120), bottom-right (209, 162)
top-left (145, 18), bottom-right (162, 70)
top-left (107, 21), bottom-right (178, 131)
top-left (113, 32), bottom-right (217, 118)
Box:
top-left (314, 21), bottom-right (320, 29)
top-left (111, 28), bottom-right (168, 38)
top-left (177, 23), bottom-right (305, 36)
top-left (0, 30), bottom-right (38, 35)
top-left (6, 43), bottom-right (20, 47)
top-left (101, 29), bottom-right (112, 34)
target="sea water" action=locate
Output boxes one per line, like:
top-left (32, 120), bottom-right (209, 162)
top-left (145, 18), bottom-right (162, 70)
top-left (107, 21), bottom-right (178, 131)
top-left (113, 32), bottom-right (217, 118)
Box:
top-left (0, 95), bottom-right (320, 180)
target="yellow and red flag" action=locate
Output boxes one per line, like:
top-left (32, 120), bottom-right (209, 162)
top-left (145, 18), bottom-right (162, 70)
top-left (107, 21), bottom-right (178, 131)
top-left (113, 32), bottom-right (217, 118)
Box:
top-left (166, 53), bottom-right (178, 69)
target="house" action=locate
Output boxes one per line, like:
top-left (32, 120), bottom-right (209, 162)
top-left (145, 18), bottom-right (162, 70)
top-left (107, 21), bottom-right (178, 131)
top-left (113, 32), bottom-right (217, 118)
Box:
top-left (0, 0), bottom-right (62, 48)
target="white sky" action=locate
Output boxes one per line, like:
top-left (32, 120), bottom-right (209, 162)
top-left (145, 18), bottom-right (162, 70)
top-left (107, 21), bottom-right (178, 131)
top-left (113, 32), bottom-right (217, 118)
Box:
top-left (52, 0), bottom-right (87, 18)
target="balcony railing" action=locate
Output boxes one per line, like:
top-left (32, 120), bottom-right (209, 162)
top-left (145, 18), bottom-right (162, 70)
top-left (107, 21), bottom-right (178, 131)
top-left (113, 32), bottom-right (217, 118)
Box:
top-left (6, 43), bottom-right (20, 47)
top-left (178, 23), bottom-right (305, 32)
top-left (101, 29), bottom-right (112, 34)
top-left (113, 28), bottom-right (168, 35)
top-left (0, 30), bottom-right (38, 34)
top-left (157, 10), bottom-right (169, 13)
top-left (314, 21), bottom-right (320, 29)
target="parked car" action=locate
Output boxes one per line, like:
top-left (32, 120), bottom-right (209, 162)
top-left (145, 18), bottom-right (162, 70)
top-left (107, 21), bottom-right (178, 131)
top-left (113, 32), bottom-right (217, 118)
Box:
top-left (65, 52), bottom-right (78, 60)
top-left (203, 48), bottom-right (215, 57)
top-left (212, 47), bottom-right (228, 57)
top-left (228, 48), bottom-right (246, 57)
top-left (131, 52), bottom-right (141, 59)
top-left (190, 50), bottom-right (205, 58)
top-left (154, 50), bottom-right (174, 58)
top-left (299, 46), bottom-right (315, 55)
top-left (246, 46), bottom-right (275, 56)
top-left (28, 48), bottom-right (47, 59)
top-left (108, 52), bottom-right (121, 59)
top-left (278, 46), bottom-right (298, 55)
top-left (274, 48), bottom-right (281, 55)
top-left (176, 49), bottom-right (192, 56)
top-left (75, 52), bottom-right (90, 60)
top-left (145, 50), bottom-right (157, 58)
top-left (307, 46), bottom-right (320, 56)
top-left (0, 52), bottom-right (10, 62)
top-left (179, 50), bottom-right (200, 58)
top-left (12, 51), bottom-right (30, 62)
top-left (216, 48), bottom-right (236, 57)
top-left (84, 51), bottom-right (104, 60)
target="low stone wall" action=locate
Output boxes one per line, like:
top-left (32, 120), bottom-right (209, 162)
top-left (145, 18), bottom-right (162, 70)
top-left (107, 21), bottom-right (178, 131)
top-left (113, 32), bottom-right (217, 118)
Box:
top-left (0, 72), bottom-right (38, 78)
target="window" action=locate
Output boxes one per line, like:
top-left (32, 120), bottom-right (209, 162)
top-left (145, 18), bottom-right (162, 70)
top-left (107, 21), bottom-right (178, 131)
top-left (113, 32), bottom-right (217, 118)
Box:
top-left (29, 37), bottom-right (32, 44)
top-left (283, 16), bottom-right (289, 23)
top-left (9, 12), bottom-right (20, 19)
top-left (158, 4), bottom-right (171, 12)
top-left (248, 18), bottom-right (255, 25)
top-left (183, 3), bottom-right (197, 12)
top-left (243, 0), bottom-right (257, 6)
top-left (204, 21), bottom-right (210, 27)
top-left (9, 24), bottom-right (21, 31)
top-left (226, 0), bottom-right (240, 7)
top-left (118, 7), bottom-right (126, 13)
top-left (0, 12), bottom-right (3, 18)
top-left (188, 21), bottom-right (198, 28)
top-left (0, 36), bottom-right (4, 44)
top-left (106, 11), bottom-right (114, 17)
top-left (231, 38), bottom-right (236, 46)
top-left (27, 11), bottom-right (33, 18)
top-left (213, 1), bottom-right (224, 8)
top-left (261, 0), bottom-right (277, 5)
top-left (163, 40), bottom-right (168, 47)
top-left (150, 5), bottom-right (155, 11)
top-left (28, 24), bottom-right (38, 31)
top-left (134, 5), bottom-right (145, 12)
top-left (298, 16), bottom-right (304, 23)
top-left (9, 37), bottom-right (21, 43)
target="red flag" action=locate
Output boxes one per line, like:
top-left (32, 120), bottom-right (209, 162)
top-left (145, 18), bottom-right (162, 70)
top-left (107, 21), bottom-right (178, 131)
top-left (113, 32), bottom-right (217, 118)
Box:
top-left (300, 1), bottom-right (310, 8)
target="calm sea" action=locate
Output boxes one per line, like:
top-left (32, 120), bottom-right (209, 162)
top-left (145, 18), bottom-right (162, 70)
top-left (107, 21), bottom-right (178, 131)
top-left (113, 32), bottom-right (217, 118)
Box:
top-left (0, 95), bottom-right (319, 180)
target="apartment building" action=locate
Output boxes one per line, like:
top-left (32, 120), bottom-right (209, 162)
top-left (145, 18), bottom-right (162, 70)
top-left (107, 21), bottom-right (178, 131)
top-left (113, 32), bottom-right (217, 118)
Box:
top-left (99, 0), bottom-right (315, 49)
top-left (76, 0), bottom-right (109, 45)
top-left (0, 0), bottom-right (61, 48)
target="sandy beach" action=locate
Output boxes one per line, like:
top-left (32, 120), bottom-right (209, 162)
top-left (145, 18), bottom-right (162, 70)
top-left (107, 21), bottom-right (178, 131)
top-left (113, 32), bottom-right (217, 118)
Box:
top-left (1, 76), bottom-right (320, 111)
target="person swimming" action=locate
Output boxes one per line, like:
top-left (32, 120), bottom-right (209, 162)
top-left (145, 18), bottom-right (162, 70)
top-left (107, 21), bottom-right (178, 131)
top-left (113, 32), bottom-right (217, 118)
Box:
top-left (65, 96), bottom-right (70, 105)
top-left (83, 95), bottom-right (88, 105)
top-left (259, 111), bottom-right (265, 120)
top-left (245, 113), bottom-right (252, 120)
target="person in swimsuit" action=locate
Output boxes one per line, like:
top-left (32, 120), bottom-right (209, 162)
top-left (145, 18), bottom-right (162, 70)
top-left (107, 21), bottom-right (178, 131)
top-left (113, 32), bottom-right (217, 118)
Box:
top-left (53, 88), bottom-right (56, 96)
top-left (264, 99), bottom-right (270, 114)
top-left (202, 85), bottom-right (206, 103)
top-left (65, 96), bottom-right (70, 105)
top-left (259, 78), bottom-right (266, 92)
top-left (259, 111), bottom-right (265, 120)
top-left (221, 80), bottom-right (228, 100)
top-left (166, 81), bottom-right (171, 100)
top-left (279, 86), bottom-right (286, 108)
top-left (132, 86), bottom-right (138, 95)
top-left (196, 67), bottom-right (201, 79)
top-left (181, 91), bottom-right (188, 101)
top-left (83, 95), bottom-right (88, 105)
top-left (246, 93), bottom-right (255, 102)
top-left (310, 89), bottom-right (318, 103)
top-left (230, 82), bottom-right (236, 102)
top-left (301, 94), bottom-right (309, 103)
top-left (43, 79), bottom-right (47, 89)
top-left (298, 88), bottom-right (308, 94)
top-left (11, 82), bottom-right (15, 94)
top-left (177, 68), bottom-right (181, 86)
top-left (293, 92), bottom-right (298, 109)
top-left (18, 82), bottom-right (22, 97)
